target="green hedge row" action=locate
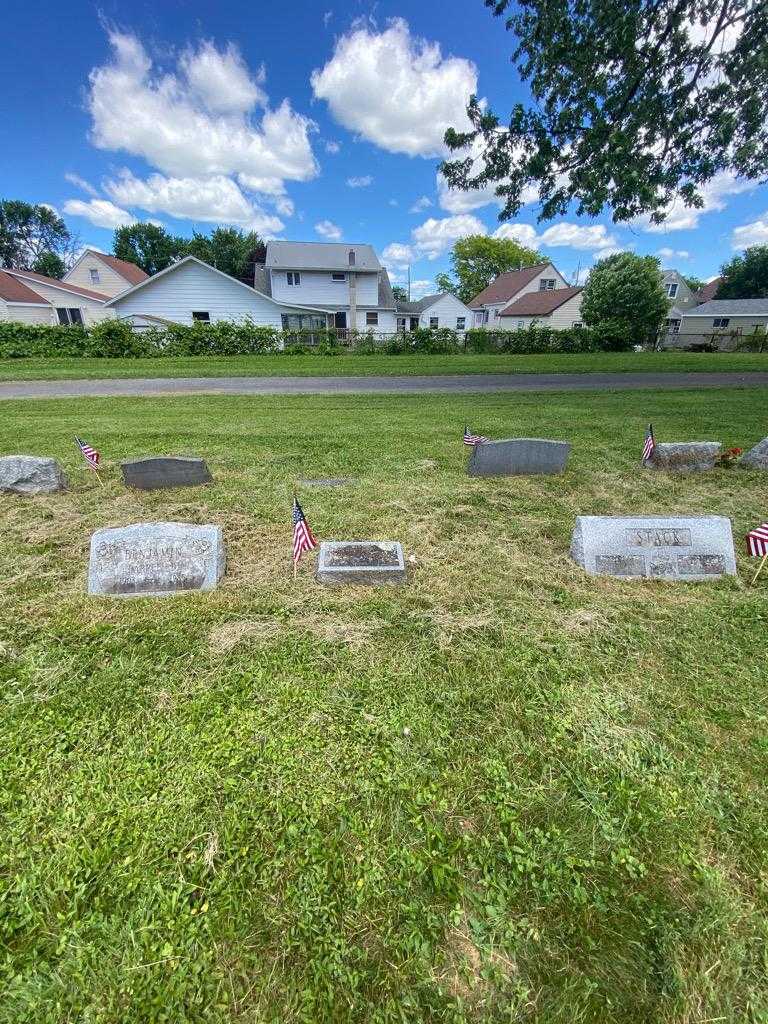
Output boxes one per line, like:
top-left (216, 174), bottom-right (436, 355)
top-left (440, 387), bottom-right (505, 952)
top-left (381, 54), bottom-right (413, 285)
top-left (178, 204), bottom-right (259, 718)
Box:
top-left (0, 318), bottom-right (626, 359)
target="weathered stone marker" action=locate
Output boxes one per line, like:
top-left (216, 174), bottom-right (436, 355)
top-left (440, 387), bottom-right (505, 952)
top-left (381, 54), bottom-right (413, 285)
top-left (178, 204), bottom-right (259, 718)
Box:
top-left (121, 456), bottom-right (212, 490)
top-left (468, 438), bottom-right (570, 477)
top-left (571, 515), bottom-right (736, 580)
top-left (740, 437), bottom-right (768, 470)
top-left (88, 522), bottom-right (225, 597)
top-left (0, 456), bottom-right (67, 495)
top-left (644, 442), bottom-right (721, 472)
top-left (316, 541), bottom-right (406, 585)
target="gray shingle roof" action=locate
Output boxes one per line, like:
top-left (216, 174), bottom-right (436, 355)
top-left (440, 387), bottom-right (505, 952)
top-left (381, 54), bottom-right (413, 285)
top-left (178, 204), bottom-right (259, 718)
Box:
top-left (253, 264), bottom-right (271, 297)
top-left (683, 298), bottom-right (768, 316)
top-left (395, 293), bottom-right (445, 314)
top-left (266, 241), bottom-right (381, 271)
top-left (378, 268), bottom-right (395, 309)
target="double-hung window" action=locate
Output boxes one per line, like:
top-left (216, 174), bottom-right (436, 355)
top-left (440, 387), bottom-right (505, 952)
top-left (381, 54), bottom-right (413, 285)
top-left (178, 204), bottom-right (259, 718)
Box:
top-left (429, 317), bottom-right (439, 329)
top-left (287, 271), bottom-right (301, 286)
top-left (539, 279), bottom-right (556, 291)
top-left (56, 307), bottom-right (83, 325)
top-left (365, 311), bottom-right (379, 326)
top-left (89, 268), bottom-right (100, 284)
top-left (713, 317), bottom-right (730, 328)
top-left (666, 282), bottom-right (678, 298)
top-left (331, 272), bottom-right (346, 282)
top-left (456, 317), bottom-right (466, 330)
top-left (192, 311), bottom-right (211, 322)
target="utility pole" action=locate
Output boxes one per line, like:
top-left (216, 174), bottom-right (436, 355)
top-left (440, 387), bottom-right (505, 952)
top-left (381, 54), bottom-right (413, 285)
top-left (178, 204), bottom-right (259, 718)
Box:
top-left (407, 265), bottom-right (411, 301)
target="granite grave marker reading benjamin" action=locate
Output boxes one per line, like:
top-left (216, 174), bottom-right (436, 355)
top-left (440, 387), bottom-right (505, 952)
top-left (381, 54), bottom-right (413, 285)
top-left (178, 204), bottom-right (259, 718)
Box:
top-left (88, 522), bottom-right (225, 597)
top-left (570, 515), bottom-right (736, 580)
top-left (121, 456), bottom-right (213, 490)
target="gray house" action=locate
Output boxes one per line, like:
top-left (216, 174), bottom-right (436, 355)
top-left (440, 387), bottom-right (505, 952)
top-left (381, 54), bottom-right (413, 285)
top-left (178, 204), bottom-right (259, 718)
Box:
top-left (678, 298), bottom-right (768, 337)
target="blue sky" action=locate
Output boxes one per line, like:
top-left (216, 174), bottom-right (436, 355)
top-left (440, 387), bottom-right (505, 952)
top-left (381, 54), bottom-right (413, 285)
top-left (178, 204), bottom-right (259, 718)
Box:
top-left (2, 0), bottom-right (767, 295)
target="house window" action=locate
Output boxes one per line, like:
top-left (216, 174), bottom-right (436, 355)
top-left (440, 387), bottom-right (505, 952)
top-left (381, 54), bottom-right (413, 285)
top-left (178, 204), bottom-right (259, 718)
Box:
top-left (539, 279), bottom-right (556, 291)
top-left (517, 321), bottom-right (525, 330)
top-left (456, 317), bottom-right (466, 330)
top-left (429, 317), bottom-right (439, 329)
top-left (286, 271), bottom-right (301, 286)
top-left (331, 272), bottom-right (346, 282)
top-left (713, 317), bottom-right (730, 328)
top-left (348, 250), bottom-right (356, 267)
top-left (366, 311), bottom-right (379, 326)
top-left (396, 317), bottom-right (407, 333)
top-left (281, 313), bottom-right (328, 331)
top-left (665, 318), bottom-right (681, 334)
top-left (666, 282), bottom-right (678, 298)
top-left (89, 268), bottom-right (100, 284)
top-left (573, 321), bottom-right (583, 329)
top-left (192, 311), bottom-right (211, 322)
top-left (56, 307), bottom-right (83, 325)
top-left (492, 308), bottom-right (500, 319)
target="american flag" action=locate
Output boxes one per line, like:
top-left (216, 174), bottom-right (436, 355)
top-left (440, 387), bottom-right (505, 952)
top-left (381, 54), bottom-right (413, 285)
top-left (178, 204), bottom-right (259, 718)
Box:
top-left (292, 497), bottom-right (318, 564)
top-left (642, 423), bottom-right (656, 462)
top-left (747, 523), bottom-right (768, 556)
top-left (75, 435), bottom-right (100, 469)
top-left (464, 424), bottom-right (488, 446)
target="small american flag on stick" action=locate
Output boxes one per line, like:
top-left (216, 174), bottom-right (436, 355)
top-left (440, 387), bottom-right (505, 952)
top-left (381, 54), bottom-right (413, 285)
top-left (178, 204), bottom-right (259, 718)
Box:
top-left (75, 436), bottom-right (101, 470)
top-left (463, 424), bottom-right (488, 446)
top-left (747, 522), bottom-right (768, 585)
top-left (292, 497), bottom-right (318, 569)
top-left (642, 423), bottom-right (656, 462)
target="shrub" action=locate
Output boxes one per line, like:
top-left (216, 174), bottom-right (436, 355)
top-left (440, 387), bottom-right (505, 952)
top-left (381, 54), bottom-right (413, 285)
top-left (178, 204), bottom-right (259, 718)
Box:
top-left (0, 321), bottom-right (89, 358)
top-left (84, 319), bottom-right (153, 358)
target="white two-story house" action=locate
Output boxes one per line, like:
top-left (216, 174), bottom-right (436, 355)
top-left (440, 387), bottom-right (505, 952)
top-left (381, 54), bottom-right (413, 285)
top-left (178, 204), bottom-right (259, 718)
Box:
top-left (469, 263), bottom-right (571, 326)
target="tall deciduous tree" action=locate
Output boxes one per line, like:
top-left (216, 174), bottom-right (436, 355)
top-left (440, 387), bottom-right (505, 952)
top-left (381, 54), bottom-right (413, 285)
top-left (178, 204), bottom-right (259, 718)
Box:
top-left (716, 246), bottom-right (768, 298)
top-left (185, 228), bottom-right (264, 283)
top-left (442, 0), bottom-right (768, 225)
top-left (31, 251), bottom-right (66, 279)
top-left (113, 223), bottom-right (186, 276)
top-left (581, 253), bottom-right (669, 349)
top-left (391, 284), bottom-right (409, 302)
top-left (437, 234), bottom-right (542, 304)
top-left (0, 200), bottom-right (76, 270)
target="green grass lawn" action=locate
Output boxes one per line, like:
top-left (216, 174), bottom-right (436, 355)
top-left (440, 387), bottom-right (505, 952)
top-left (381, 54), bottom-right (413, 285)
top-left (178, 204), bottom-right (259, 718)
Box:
top-left (2, 387), bottom-right (767, 1023)
top-left (1, 350), bottom-right (768, 381)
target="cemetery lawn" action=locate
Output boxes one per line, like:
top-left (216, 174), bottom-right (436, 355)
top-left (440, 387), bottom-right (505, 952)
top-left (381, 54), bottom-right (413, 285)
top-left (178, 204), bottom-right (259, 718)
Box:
top-left (2, 385), bottom-right (768, 1024)
top-left (1, 349), bottom-right (768, 380)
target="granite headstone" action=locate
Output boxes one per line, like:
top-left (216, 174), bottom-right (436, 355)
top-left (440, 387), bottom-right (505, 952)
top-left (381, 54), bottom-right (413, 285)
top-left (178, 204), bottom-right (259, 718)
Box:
top-left (467, 438), bottom-right (571, 477)
top-left (88, 522), bottom-right (225, 597)
top-left (121, 456), bottom-right (213, 490)
top-left (740, 437), bottom-right (768, 470)
top-left (571, 515), bottom-right (736, 580)
top-left (316, 541), bottom-right (406, 585)
top-left (644, 442), bottom-right (721, 472)
top-left (0, 455), bottom-right (67, 495)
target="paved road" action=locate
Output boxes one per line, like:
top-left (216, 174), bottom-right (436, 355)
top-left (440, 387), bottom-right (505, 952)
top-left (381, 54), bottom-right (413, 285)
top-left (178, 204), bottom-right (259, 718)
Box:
top-left (2, 371), bottom-right (768, 400)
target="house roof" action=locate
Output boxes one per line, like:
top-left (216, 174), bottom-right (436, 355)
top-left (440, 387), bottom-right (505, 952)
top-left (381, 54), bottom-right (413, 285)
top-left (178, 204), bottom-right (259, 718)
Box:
top-left (499, 286), bottom-right (583, 317)
top-left (0, 269), bottom-right (50, 304)
top-left (696, 277), bottom-right (723, 303)
top-left (377, 268), bottom-right (395, 308)
top-left (395, 293), bottom-right (444, 314)
top-left (266, 241), bottom-right (381, 272)
top-left (88, 250), bottom-right (149, 285)
top-left (3, 268), bottom-right (109, 301)
top-left (468, 264), bottom-right (551, 308)
top-left (682, 298), bottom-right (768, 316)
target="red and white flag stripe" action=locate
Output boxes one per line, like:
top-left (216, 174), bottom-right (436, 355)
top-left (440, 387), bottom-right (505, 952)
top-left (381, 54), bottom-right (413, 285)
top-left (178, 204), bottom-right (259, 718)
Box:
top-left (747, 523), bottom-right (768, 556)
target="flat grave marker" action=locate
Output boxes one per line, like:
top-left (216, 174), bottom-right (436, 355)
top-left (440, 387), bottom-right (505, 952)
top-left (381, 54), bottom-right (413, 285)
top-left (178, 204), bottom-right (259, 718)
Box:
top-left (316, 541), bottom-right (406, 585)
top-left (121, 456), bottom-right (213, 490)
top-left (0, 455), bottom-right (67, 495)
top-left (644, 442), bottom-right (721, 472)
top-left (88, 522), bottom-right (225, 597)
top-left (468, 438), bottom-right (570, 477)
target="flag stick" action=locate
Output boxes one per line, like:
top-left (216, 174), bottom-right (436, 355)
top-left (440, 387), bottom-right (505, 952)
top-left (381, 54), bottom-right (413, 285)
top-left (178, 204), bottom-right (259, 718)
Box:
top-left (750, 553), bottom-right (768, 586)
top-left (93, 468), bottom-right (105, 488)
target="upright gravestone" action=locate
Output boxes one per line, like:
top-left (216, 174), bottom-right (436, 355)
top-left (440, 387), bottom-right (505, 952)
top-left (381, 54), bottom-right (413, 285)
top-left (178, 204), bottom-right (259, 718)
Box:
top-left (88, 522), bottom-right (225, 597)
top-left (316, 541), bottom-right (406, 585)
top-left (468, 438), bottom-right (570, 477)
top-left (121, 457), bottom-right (213, 490)
top-left (644, 442), bottom-right (721, 472)
top-left (0, 456), bottom-right (67, 495)
top-left (570, 515), bottom-right (736, 580)
top-left (740, 437), bottom-right (768, 470)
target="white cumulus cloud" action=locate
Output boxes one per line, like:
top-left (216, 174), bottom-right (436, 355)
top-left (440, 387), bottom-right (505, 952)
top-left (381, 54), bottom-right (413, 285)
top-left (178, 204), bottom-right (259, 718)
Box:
top-left (731, 213), bottom-right (768, 249)
top-left (382, 242), bottom-right (416, 268)
top-left (311, 18), bottom-right (476, 158)
top-left (636, 172), bottom-right (757, 232)
top-left (347, 175), bottom-right (373, 188)
top-left (64, 173), bottom-right (99, 198)
top-left (315, 219), bottom-right (342, 240)
top-left (411, 214), bottom-right (486, 259)
top-left (62, 198), bottom-right (135, 229)
top-left (657, 246), bottom-right (690, 260)
top-left (410, 195), bottom-right (432, 213)
top-left (494, 221), bottom-right (618, 252)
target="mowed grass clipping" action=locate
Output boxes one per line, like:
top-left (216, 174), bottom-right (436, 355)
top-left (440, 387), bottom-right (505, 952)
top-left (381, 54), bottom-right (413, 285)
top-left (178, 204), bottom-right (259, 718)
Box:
top-left (2, 349), bottom-right (768, 380)
top-left (1, 387), bottom-right (767, 1024)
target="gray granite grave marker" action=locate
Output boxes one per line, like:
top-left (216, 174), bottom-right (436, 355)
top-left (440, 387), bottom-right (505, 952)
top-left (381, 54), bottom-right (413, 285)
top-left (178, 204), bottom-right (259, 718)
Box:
top-left (740, 437), bottom-right (768, 470)
top-left (468, 438), bottom-right (570, 477)
top-left (571, 515), bottom-right (736, 580)
top-left (88, 522), bottom-right (225, 597)
top-left (316, 541), bottom-right (406, 585)
top-left (0, 456), bottom-right (67, 495)
top-left (121, 456), bottom-right (212, 490)
top-left (644, 442), bottom-right (721, 472)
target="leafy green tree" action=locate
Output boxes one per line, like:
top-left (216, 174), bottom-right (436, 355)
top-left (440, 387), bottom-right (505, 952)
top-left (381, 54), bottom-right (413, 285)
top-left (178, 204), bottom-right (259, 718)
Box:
top-left (185, 227), bottom-right (264, 283)
top-left (0, 200), bottom-right (75, 270)
top-left (391, 284), bottom-right (409, 302)
top-left (437, 234), bottom-right (541, 304)
top-left (716, 246), bottom-right (768, 298)
top-left (113, 223), bottom-right (186, 276)
top-left (581, 253), bottom-right (669, 349)
top-left (442, 0), bottom-right (768, 225)
top-left (682, 275), bottom-right (706, 294)
top-left (31, 250), bottom-right (66, 279)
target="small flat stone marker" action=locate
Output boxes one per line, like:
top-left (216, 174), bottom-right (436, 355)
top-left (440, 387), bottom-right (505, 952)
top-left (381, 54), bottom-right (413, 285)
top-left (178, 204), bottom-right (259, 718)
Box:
top-left (740, 437), bottom-right (768, 470)
top-left (644, 442), bottom-right (721, 472)
top-left (88, 522), bottom-right (225, 597)
top-left (571, 515), bottom-right (736, 580)
top-left (316, 541), bottom-right (406, 585)
top-left (468, 438), bottom-right (570, 477)
top-left (121, 456), bottom-right (212, 490)
top-left (0, 455), bottom-right (67, 495)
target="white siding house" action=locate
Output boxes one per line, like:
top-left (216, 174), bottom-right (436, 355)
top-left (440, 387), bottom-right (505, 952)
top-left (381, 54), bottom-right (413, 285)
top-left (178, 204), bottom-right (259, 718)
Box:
top-left (0, 268), bottom-right (112, 324)
top-left (64, 250), bottom-right (148, 297)
top-left (395, 293), bottom-right (473, 331)
top-left (0, 270), bottom-right (55, 323)
top-left (469, 263), bottom-right (570, 326)
top-left (498, 286), bottom-right (584, 330)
